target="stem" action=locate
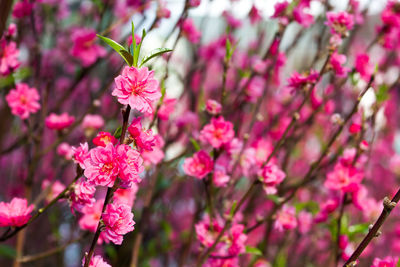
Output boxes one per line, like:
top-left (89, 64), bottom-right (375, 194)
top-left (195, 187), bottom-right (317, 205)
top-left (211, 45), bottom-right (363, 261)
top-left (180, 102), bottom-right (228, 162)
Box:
top-left (344, 187), bottom-right (400, 266)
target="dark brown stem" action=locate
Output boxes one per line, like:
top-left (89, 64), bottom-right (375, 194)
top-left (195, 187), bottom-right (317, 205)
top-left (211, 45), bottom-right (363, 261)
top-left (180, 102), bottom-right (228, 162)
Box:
top-left (344, 188), bottom-right (400, 266)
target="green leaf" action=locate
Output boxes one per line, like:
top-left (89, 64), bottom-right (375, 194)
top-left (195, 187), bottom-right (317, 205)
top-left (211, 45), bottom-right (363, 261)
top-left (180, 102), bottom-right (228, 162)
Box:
top-left (140, 48), bottom-right (173, 67)
top-left (230, 201), bottom-right (237, 217)
top-left (266, 194), bottom-right (281, 204)
top-left (294, 201), bottom-right (320, 215)
top-left (0, 244), bottom-right (16, 259)
top-left (376, 84), bottom-right (389, 103)
top-left (97, 34), bottom-right (132, 66)
top-left (397, 258), bottom-right (400, 267)
top-left (190, 138), bottom-right (201, 151)
top-left (348, 223), bottom-right (369, 237)
top-left (113, 126), bottom-right (122, 139)
top-left (245, 246), bottom-right (262, 256)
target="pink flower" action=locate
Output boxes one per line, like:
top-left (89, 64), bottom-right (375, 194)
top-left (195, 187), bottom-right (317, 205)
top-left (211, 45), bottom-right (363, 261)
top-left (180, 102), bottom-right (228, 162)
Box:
top-left (287, 70), bottom-right (319, 91)
top-left (258, 163), bottom-right (286, 194)
top-left (355, 53), bottom-right (374, 81)
top-left (183, 150), bottom-right (214, 179)
top-left (181, 18), bottom-right (202, 44)
top-left (82, 114), bottom-right (105, 130)
top-left (200, 116), bottom-right (234, 148)
top-left (272, 1), bottom-right (289, 19)
top-left (0, 40), bottom-right (20, 75)
top-left (293, 4), bottom-right (314, 27)
top-left (82, 255), bottom-right (111, 267)
top-left (189, 0), bottom-right (201, 7)
top-left (205, 99), bottom-right (222, 115)
top-left (116, 144), bottom-right (144, 186)
top-left (213, 165), bottom-right (230, 187)
top-left (329, 51), bottom-right (350, 77)
top-left (0, 198), bottom-right (34, 227)
top-left (158, 97), bottom-right (176, 120)
top-left (113, 185), bottom-right (138, 207)
top-left (57, 142), bottom-right (74, 160)
top-left (128, 117), bottom-right (156, 151)
top-left (72, 142), bottom-right (90, 169)
top-left (69, 179), bottom-right (96, 211)
top-left (274, 205), bottom-right (297, 231)
top-left (6, 83), bottom-right (40, 119)
top-left (112, 66), bottom-right (160, 114)
top-left (45, 112), bottom-right (75, 130)
top-left (84, 143), bottom-right (119, 187)
top-left (93, 132), bottom-right (117, 147)
top-left (141, 134), bottom-right (165, 165)
top-left (371, 257), bottom-right (399, 267)
top-left (79, 200), bottom-right (104, 240)
top-left (325, 11), bottom-right (354, 36)
top-left (102, 202), bottom-right (135, 245)
top-left (71, 28), bottom-right (106, 67)
top-left (324, 163), bottom-right (364, 193)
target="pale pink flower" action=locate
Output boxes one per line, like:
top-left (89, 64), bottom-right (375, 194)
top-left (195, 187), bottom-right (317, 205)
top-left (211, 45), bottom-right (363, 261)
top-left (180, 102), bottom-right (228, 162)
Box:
top-left (82, 255), bottom-right (111, 267)
top-left (82, 114), bottom-right (105, 130)
top-left (274, 205), bottom-right (297, 231)
top-left (128, 117), bottom-right (156, 152)
top-left (298, 211), bottom-right (313, 234)
top-left (116, 144), bottom-right (144, 186)
top-left (0, 40), bottom-right (20, 75)
top-left (0, 198), bottom-right (34, 227)
top-left (141, 134), bottom-right (165, 165)
top-left (324, 163), bottom-right (363, 193)
top-left (6, 83), bottom-right (40, 119)
top-left (113, 185), bottom-right (138, 207)
top-left (329, 51), bottom-right (350, 77)
top-left (71, 28), bottom-right (106, 67)
top-left (200, 116), bottom-right (234, 148)
top-left (183, 150), bottom-right (213, 179)
top-left (72, 142), bottom-right (90, 169)
top-left (69, 179), bottom-right (96, 211)
top-left (205, 99), bottom-right (222, 115)
top-left (92, 132), bottom-right (117, 147)
top-left (84, 143), bottom-right (119, 187)
top-left (181, 18), bottom-right (201, 44)
top-left (57, 142), bottom-right (74, 160)
top-left (213, 165), bottom-right (230, 187)
top-left (112, 66), bottom-right (161, 114)
top-left (102, 202), bottom-right (135, 245)
top-left (259, 163), bottom-right (286, 194)
top-left (45, 112), bottom-right (75, 130)
top-left (41, 180), bottom-right (66, 203)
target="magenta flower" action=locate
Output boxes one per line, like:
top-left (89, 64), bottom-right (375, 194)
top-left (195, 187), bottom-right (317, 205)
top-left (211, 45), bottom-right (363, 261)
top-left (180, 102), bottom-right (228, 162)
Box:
top-left (355, 53), bottom-right (374, 81)
top-left (200, 116), bottom-right (235, 149)
top-left (45, 112), bottom-right (75, 130)
top-left (0, 198), bottom-right (34, 227)
top-left (102, 202), bottom-right (135, 245)
top-left (82, 255), bottom-right (111, 267)
top-left (258, 163), bottom-right (286, 195)
top-left (287, 70), bottom-right (319, 91)
top-left (274, 205), bottom-right (297, 231)
top-left (12, 0), bottom-right (33, 18)
top-left (70, 28), bottom-right (106, 67)
top-left (128, 117), bottom-right (156, 151)
top-left (183, 150), bottom-right (214, 179)
top-left (92, 132), bottom-right (117, 147)
top-left (112, 66), bottom-right (161, 114)
top-left (213, 165), bottom-right (230, 187)
top-left (6, 83), bottom-right (40, 119)
top-left (181, 18), bottom-right (202, 44)
top-left (371, 256), bottom-right (399, 267)
top-left (79, 200), bottom-right (104, 238)
top-left (84, 143), bottom-right (119, 187)
top-left (57, 142), bottom-right (74, 160)
top-left (325, 11), bottom-right (354, 36)
top-left (329, 51), bottom-right (350, 77)
top-left (116, 144), bottom-right (144, 186)
top-left (0, 40), bottom-right (20, 75)
top-left (158, 97), bottom-right (176, 120)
